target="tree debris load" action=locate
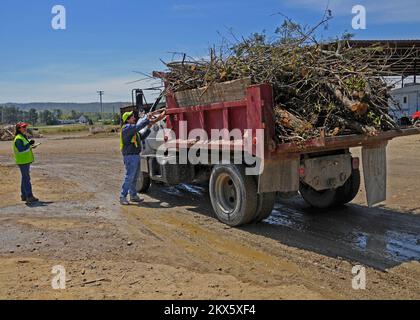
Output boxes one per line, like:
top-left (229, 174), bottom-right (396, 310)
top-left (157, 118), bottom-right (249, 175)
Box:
top-left (0, 126), bottom-right (42, 141)
top-left (156, 20), bottom-right (409, 143)
top-left (0, 125), bottom-right (15, 141)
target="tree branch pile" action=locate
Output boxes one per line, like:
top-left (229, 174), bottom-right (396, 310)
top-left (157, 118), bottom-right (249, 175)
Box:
top-left (0, 126), bottom-right (41, 141)
top-left (0, 125), bottom-right (15, 141)
top-left (156, 20), bottom-right (410, 142)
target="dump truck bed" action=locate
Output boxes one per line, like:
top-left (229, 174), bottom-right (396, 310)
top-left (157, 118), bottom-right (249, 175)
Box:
top-left (273, 126), bottom-right (420, 154)
top-left (163, 81), bottom-right (420, 156)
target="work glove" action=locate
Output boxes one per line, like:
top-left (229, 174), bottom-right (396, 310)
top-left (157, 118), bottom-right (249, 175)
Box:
top-left (29, 140), bottom-right (35, 145)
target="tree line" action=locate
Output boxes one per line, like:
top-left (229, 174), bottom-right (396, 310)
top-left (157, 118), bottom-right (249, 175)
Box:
top-left (0, 105), bottom-right (119, 125)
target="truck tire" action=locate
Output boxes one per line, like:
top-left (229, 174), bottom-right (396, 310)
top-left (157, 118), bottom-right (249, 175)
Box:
top-left (334, 169), bottom-right (361, 206)
top-left (415, 119), bottom-right (420, 127)
top-left (253, 192), bottom-right (276, 223)
top-left (209, 165), bottom-right (258, 227)
top-left (299, 183), bottom-right (337, 209)
top-left (136, 172), bottom-right (151, 193)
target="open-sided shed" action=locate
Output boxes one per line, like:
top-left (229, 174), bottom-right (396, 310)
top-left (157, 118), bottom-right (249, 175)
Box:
top-left (345, 40), bottom-right (420, 83)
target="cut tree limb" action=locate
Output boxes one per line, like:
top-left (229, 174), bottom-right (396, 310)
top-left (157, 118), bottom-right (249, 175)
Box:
top-left (331, 85), bottom-right (369, 116)
top-left (274, 108), bottom-right (312, 134)
top-left (335, 116), bottom-right (377, 136)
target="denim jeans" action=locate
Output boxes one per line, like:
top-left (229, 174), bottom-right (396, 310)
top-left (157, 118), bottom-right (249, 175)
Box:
top-left (120, 154), bottom-right (141, 198)
top-left (18, 164), bottom-right (33, 199)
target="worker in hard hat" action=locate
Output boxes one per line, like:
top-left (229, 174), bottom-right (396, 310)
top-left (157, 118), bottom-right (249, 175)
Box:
top-left (120, 109), bottom-right (166, 205)
top-left (13, 122), bottom-right (39, 204)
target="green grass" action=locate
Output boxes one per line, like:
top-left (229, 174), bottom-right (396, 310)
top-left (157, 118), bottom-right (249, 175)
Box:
top-left (36, 124), bottom-right (89, 135)
top-left (35, 124), bottom-right (120, 135)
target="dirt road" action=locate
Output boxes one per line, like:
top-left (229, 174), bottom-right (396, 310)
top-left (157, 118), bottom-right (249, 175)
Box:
top-left (0, 133), bottom-right (419, 299)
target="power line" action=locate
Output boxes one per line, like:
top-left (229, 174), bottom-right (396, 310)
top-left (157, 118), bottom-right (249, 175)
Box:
top-left (97, 90), bottom-right (104, 114)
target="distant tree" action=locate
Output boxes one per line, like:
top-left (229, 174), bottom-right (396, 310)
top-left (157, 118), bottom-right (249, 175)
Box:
top-left (113, 113), bottom-right (121, 125)
top-left (53, 109), bottom-right (63, 120)
top-left (0, 106), bottom-right (4, 124)
top-left (40, 110), bottom-right (58, 125)
top-left (70, 110), bottom-right (78, 120)
top-left (40, 110), bottom-right (49, 124)
top-left (28, 109), bottom-right (38, 125)
top-left (4, 106), bottom-right (19, 123)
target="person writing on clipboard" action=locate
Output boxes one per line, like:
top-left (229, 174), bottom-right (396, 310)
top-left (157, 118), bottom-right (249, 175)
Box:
top-left (13, 122), bottom-right (40, 204)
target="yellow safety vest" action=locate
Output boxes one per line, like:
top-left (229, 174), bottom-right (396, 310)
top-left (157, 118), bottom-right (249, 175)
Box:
top-left (13, 134), bottom-right (34, 165)
top-left (120, 130), bottom-right (139, 151)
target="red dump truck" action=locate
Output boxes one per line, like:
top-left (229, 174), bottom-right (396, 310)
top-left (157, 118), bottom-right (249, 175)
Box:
top-left (136, 76), bottom-right (420, 226)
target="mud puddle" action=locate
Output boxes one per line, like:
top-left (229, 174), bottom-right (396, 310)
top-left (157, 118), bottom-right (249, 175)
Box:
top-left (259, 198), bottom-right (420, 270)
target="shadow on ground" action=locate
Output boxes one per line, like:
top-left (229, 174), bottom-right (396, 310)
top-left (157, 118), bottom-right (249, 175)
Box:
top-left (25, 201), bottom-right (54, 208)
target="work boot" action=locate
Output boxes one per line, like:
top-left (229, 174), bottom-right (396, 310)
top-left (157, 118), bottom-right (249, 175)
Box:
top-left (26, 196), bottom-right (39, 204)
top-left (21, 195), bottom-right (26, 202)
top-left (120, 197), bottom-right (130, 206)
top-left (130, 195), bottom-right (144, 203)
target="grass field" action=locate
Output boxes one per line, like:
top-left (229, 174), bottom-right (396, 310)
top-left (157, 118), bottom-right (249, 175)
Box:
top-left (34, 124), bottom-right (120, 135)
top-left (35, 124), bottom-right (90, 135)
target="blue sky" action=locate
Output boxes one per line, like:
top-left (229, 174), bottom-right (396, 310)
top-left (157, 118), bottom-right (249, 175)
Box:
top-left (1, 0), bottom-right (420, 103)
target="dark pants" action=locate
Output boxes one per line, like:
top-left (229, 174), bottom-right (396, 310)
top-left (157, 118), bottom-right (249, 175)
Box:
top-left (18, 164), bottom-right (33, 199)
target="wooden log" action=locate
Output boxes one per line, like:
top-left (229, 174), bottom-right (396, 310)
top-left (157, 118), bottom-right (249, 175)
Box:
top-left (274, 107), bottom-right (312, 134)
top-left (0, 128), bottom-right (15, 141)
top-left (350, 102), bottom-right (369, 116)
top-left (335, 115), bottom-right (377, 136)
top-left (330, 85), bottom-right (369, 116)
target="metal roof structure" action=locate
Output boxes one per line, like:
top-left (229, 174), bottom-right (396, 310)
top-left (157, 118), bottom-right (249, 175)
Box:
top-left (344, 40), bottom-right (420, 78)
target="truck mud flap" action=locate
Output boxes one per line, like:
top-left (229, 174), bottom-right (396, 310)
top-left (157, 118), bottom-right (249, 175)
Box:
top-left (362, 143), bottom-right (387, 207)
top-left (140, 157), bottom-right (149, 173)
top-left (258, 156), bottom-right (300, 193)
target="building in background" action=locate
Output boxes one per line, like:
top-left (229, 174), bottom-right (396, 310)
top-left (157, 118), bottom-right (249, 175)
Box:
top-left (78, 115), bottom-right (88, 124)
top-left (343, 40), bottom-right (420, 124)
top-left (58, 119), bottom-right (77, 125)
top-left (391, 83), bottom-right (420, 120)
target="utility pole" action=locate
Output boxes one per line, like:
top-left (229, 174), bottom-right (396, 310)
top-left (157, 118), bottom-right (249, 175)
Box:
top-left (97, 90), bottom-right (104, 117)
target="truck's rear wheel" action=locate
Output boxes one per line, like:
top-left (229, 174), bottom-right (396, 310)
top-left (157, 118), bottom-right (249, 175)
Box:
top-left (253, 192), bottom-right (276, 223)
top-left (209, 165), bottom-right (257, 227)
top-left (136, 171), bottom-right (151, 193)
top-left (334, 169), bottom-right (361, 206)
top-left (299, 183), bottom-right (337, 209)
